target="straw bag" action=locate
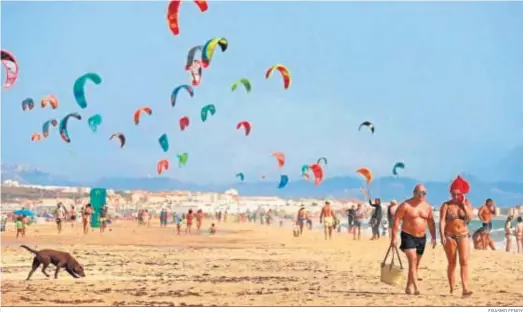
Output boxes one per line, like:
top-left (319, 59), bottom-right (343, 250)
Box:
top-left (380, 246), bottom-right (404, 286)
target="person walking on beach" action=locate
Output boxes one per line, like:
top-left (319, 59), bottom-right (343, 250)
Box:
top-left (387, 200), bottom-right (398, 238)
top-left (81, 204), bottom-right (93, 235)
top-left (346, 205), bottom-right (355, 233)
top-left (196, 209), bottom-right (204, 232)
top-left (99, 205), bottom-right (108, 233)
top-left (515, 217), bottom-right (523, 253)
top-left (159, 208), bottom-right (166, 227)
top-left (186, 209), bottom-right (194, 234)
top-left (365, 191), bottom-right (383, 240)
top-left (296, 206), bottom-right (308, 236)
top-left (320, 201), bottom-right (336, 240)
top-left (478, 198), bottom-right (495, 250)
top-left (70, 205), bottom-right (76, 228)
top-left (15, 216), bottom-right (25, 239)
top-left (438, 176), bottom-right (474, 297)
top-left (55, 203), bottom-right (67, 234)
top-left (174, 213), bottom-right (182, 235)
top-left (391, 184), bottom-right (436, 295)
top-left (504, 215), bottom-right (514, 252)
top-left (353, 203), bottom-right (364, 240)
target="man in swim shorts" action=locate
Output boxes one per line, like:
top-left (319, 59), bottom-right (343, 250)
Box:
top-left (391, 184), bottom-right (436, 295)
top-left (296, 205), bottom-right (308, 236)
top-left (477, 198), bottom-right (495, 250)
top-left (320, 201), bottom-right (336, 240)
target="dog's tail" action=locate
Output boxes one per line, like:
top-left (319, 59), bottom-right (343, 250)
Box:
top-left (20, 245), bottom-right (39, 255)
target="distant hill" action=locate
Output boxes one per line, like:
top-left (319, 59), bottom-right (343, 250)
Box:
top-left (2, 164), bottom-right (522, 207)
top-left (1, 164), bottom-right (79, 186)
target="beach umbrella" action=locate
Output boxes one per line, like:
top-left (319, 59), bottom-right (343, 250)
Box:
top-left (13, 209), bottom-right (35, 217)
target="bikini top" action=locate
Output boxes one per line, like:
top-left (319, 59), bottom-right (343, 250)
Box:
top-left (446, 203), bottom-right (468, 222)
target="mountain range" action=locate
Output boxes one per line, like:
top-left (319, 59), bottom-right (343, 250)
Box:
top-left (1, 164), bottom-right (522, 207)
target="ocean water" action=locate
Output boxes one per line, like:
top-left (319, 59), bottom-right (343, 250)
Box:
top-left (330, 218), bottom-right (511, 250)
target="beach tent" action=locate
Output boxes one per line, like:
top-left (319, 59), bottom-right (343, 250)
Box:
top-left (13, 209), bottom-right (35, 217)
top-left (90, 188), bottom-right (107, 229)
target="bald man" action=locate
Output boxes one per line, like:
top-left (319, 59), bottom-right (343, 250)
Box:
top-left (391, 184), bottom-right (437, 295)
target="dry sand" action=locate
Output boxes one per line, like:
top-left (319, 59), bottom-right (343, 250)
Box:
top-left (1, 220), bottom-right (522, 306)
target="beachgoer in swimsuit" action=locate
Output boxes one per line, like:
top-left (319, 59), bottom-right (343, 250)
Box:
top-left (353, 203), bottom-right (364, 240)
top-left (387, 200), bottom-right (398, 238)
top-left (209, 223), bottom-right (216, 234)
top-left (478, 198), bottom-right (495, 250)
top-left (16, 216), bottom-right (25, 238)
top-left (55, 203), bottom-right (66, 234)
top-left (472, 228), bottom-right (495, 250)
top-left (320, 201), bottom-right (336, 240)
top-left (174, 213), bottom-right (182, 235)
top-left (439, 176), bottom-right (474, 297)
top-left (504, 215), bottom-right (514, 252)
top-left (186, 209), bottom-right (194, 234)
top-left (81, 204), bottom-right (93, 235)
top-left (391, 184), bottom-right (436, 296)
top-left (515, 217), bottom-right (523, 254)
top-left (296, 206), bottom-right (308, 236)
top-left (196, 209), bottom-right (204, 232)
top-left (70, 205), bottom-right (77, 228)
top-left (99, 205), bottom-right (108, 233)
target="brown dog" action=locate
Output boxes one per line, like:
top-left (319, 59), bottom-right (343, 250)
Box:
top-left (20, 245), bottom-right (85, 280)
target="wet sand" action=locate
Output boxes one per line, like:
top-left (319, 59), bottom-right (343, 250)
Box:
top-left (1, 220), bottom-right (522, 306)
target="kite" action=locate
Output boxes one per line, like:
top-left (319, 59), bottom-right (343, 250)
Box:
top-left (1, 49), bottom-right (19, 89)
top-left (236, 121), bottom-right (251, 136)
top-left (358, 121), bottom-right (375, 134)
top-left (73, 72), bottom-right (102, 109)
top-left (265, 64), bottom-right (291, 89)
top-left (110, 132), bottom-right (126, 148)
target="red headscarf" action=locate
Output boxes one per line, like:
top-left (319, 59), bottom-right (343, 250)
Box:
top-left (450, 175), bottom-right (470, 194)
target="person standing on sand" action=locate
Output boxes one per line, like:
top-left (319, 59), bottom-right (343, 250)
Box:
top-left (515, 217), bottom-right (523, 253)
top-left (504, 215), bottom-right (514, 252)
top-left (478, 198), bottom-right (495, 250)
top-left (391, 184), bottom-right (436, 296)
top-left (70, 205), bottom-right (76, 228)
top-left (353, 203), bottom-right (364, 240)
top-left (186, 209), bottom-right (194, 234)
top-left (99, 205), bottom-right (108, 233)
top-left (365, 191), bottom-right (383, 240)
top-left (196, 209), bottom-right (204, 232)
top-left (320, 201), bottom-right (336, 240)
top-left (346, 205), bottom-right (355, 233)
top-left (81, 204), bottom-right (93, 235)
top-left (16, 216), bottom-right (25, 238)
top-left (438, 176), bottom-right (474, 297)
top-left (55, 203), bottom-right (67, 234)
top-left (174, 213), bottom-right (182, 235)
top-left (296, 206), bottom-right (308, 236)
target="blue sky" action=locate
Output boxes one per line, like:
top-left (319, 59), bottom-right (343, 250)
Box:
top-left (1, 1), bottom-right (522, 183)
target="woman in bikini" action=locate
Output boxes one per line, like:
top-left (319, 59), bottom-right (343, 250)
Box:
top-left (186, 209), bottom-right (194, 234)
top-left (439, 176), bottom-right (474, 297)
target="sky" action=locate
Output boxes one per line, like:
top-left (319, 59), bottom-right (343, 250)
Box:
top-left (1, 1), bottom-right (522, 184)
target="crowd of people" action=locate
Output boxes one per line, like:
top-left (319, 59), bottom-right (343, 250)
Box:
top-left (292, 176), bottom-right (523, 297)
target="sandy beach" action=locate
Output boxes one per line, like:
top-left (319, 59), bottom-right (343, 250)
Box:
top-left (1, 220), bottom-right (522, 306)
